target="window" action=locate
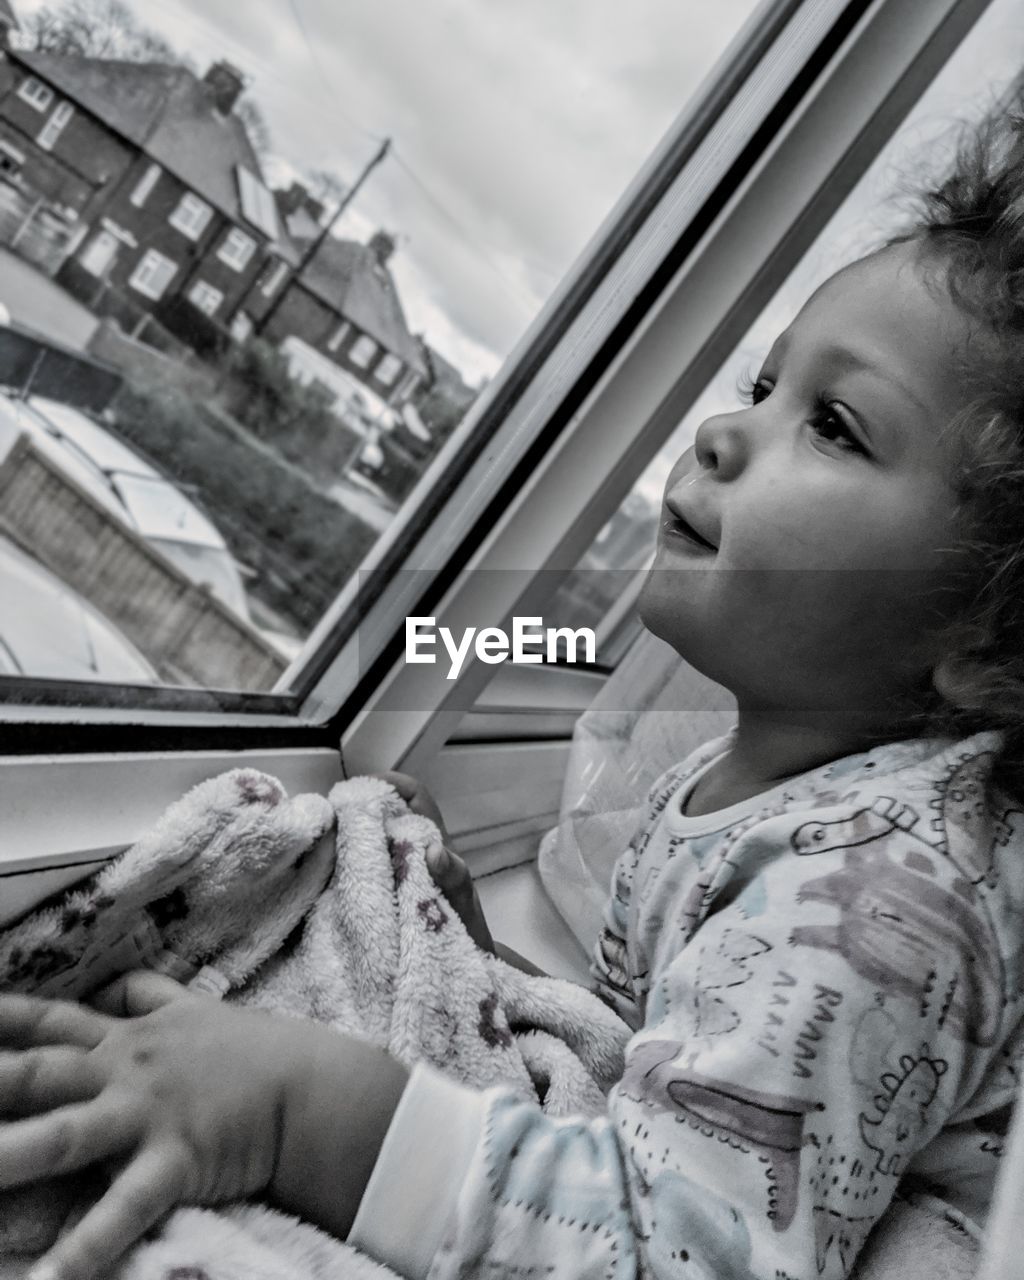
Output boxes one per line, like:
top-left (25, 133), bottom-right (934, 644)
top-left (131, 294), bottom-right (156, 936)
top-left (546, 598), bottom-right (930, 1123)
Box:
top-left (231, 311), bottom-right (254, 342)
top-left (36, 101), bottom-right (73, 151)
top-left (260, 258), bottom-right (289, 296)
top-left (348, 334), bottom-right (378, 368)
top-left (79, 229), bottom-right (119, 278)
top-left (0, 0), bottom-right (997, 734)
top-left (188, 279), bottom-right (224, 316)
top-left (18, 76), bottom-right (53, 111)
top-left (0, 140), bottom-right (24, 177)
top-left (218, 227), bottom-right (257, 271)
top-left (169, 192), bottom-right (213, 240)
top-left (373, 353), bottom-right (402, 386)
top-left (128, 248), bottom-right (178, 300)
top-left (326, 321), bottom-right (351, 353)
top-left (130, 163), bottom-right (162, 209)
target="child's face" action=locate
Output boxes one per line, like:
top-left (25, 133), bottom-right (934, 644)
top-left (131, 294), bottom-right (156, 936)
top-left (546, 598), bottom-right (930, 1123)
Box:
top-left (639, 241), bottom-right (980, 732)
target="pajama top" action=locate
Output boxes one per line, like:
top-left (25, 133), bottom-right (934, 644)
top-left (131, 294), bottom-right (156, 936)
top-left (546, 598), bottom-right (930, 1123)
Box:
top-left (350, 729), bottom-right (1024, 1279)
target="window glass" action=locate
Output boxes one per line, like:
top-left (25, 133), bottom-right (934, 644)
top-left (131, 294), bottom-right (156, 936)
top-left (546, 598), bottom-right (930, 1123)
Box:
top-left (0, 0), bottom-right (765, 699)
top-left (552, 0), bottom-right (1024, 666)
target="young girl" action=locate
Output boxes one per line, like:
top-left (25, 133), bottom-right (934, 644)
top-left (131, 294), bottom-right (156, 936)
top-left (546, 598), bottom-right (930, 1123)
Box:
top-left (5, 107), bottom-right (1024, 1280)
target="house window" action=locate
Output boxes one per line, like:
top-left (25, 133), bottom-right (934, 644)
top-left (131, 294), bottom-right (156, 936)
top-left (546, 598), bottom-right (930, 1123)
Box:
top-left (231, 311), bottom-right (253, 342)
top-left (327, 321), bottom-right (351, 353)
top-left (217, 227), bottom-right (256, 272)
top-left (0, 140), bottom-right (24, 177)
top-left (37, 102), bottom-right (74, 152)
top-left (188, 280), bottom-right (224, 316)
top-left (168, 192), bottom-right (213, 241)
top-left (18, 77), bottom-right (53, 112)
top-left (128, 248), bottom-right (178, 300)
top-left (348, 334), bottom-right (378, 368)
top-left (79, 229), bottom-right (119, 278)
top-left (130, 163), bottom-right (161, 209)
top-left (373, 353), bottom-right (402, 386)
top-left (260, 258), bottom-right (288, 296)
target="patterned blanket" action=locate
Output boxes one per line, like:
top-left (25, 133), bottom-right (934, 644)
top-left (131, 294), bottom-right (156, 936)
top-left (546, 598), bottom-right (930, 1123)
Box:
top-left (0, 769), bottom-right (632, 1279)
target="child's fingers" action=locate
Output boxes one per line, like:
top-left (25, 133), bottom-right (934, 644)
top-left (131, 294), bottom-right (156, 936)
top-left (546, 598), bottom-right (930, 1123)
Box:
top-left (92, 971), bottom-right (189, 1018)
top-left (29, 1142), bottom-right (185, 1280)
top-left (0, 1094), bottom-right (136, 1187)
top-left (425, 840), bottom-right (470, 895)
top-left (0, 1046), bottom-right (102, 1117)
top-left (0, 995), bottom-right (109, 1050)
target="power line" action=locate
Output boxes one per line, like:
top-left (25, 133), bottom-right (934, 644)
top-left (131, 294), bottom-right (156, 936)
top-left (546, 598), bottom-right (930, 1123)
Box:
top-left (390, 149), bottom-right (540, 315)
top-left (281, 0), bottom-right (384, 144)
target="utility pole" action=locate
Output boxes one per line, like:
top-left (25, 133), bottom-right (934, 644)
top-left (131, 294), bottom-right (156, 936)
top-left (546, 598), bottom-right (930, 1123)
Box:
top-left (256, 136), bottom-right (391, 336)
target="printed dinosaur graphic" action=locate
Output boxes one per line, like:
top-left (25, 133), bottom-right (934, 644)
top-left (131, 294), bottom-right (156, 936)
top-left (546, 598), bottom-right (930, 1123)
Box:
top-left (790, 842), bottom-right (1003, 1046)
top-left (858, 1044), bottom-right (948, 1176)
top-left (620, 1039), bottom-right (823, 1231)
top-left (790, 797), bottom-right (918, 857)
top-left (929, 752), bottom-right (1014, 888)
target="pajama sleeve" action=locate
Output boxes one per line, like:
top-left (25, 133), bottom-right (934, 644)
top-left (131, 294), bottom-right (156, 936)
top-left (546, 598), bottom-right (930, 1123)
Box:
top-left (350, 808), bottom-right (1009, 1280)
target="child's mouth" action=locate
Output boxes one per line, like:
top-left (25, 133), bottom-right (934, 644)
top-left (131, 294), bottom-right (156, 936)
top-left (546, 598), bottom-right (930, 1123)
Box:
top-left (663, 509), bottom-right (718, 553)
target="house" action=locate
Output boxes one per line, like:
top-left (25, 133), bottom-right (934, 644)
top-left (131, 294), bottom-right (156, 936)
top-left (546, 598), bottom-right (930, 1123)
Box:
top-left (0, 47), bottom-right (280, 348)
top-left (244, 210), bottom-right (428, 408)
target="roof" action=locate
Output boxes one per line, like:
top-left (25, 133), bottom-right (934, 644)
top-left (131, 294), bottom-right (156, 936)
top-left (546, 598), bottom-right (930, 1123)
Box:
top-left (300, 238), bottom-right (427, 374)
top-left (8, 50), bottom-right (269, 230)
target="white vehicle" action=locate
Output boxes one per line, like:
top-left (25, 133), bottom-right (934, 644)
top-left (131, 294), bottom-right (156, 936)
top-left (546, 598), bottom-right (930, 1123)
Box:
top-left (0, 534), bottom-right (157, 683)
top-left (0, 394), bottom-right (251, 618)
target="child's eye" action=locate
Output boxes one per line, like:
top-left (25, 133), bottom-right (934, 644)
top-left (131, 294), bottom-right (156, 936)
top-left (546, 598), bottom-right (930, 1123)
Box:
top-left (808, 395), bottom-right (868, 456)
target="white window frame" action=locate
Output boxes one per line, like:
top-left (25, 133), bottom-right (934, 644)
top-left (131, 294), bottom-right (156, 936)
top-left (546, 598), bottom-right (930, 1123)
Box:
top-left (188, 278), bottom-right (224, 316)
top-left (261, 257), bottom-right (289, 296)
top-left (326, 320), bottom-right (351, 353)
top-left (348, 333), bottom-right (378, 368)
top-left (36, 100), bottom-right (73, 151)
top-left (130, 162), bottom-right (162, 209)
top-left (373, 353), bottom-right (402, 386)
top-left (168, 191), bottom-right (213, 241)
top-left (0, 0), bottom-right (995, 757)
top-left (18, 76), bottom-right (53, 112)
top-left (128, 247), bottom-right (178, 300)
top-left (217, 226), bottom-right (257, 272)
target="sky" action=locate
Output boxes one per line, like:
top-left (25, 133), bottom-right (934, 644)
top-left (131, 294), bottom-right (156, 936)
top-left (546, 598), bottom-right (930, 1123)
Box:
top-left (12, 0), bottom-right (765, 383)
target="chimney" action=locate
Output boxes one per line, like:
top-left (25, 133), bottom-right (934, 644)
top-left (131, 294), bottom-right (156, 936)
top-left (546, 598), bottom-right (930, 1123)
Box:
top-left (204, 60), bottom-right (246, 116)
top-left (368, 230), bottom-right (397, 266)
top-left (277, 181), bottom-right (310, 216)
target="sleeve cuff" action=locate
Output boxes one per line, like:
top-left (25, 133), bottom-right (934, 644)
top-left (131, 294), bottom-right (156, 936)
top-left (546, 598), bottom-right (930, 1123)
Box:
top-left (349, 1060), bottom-right (489, 1279)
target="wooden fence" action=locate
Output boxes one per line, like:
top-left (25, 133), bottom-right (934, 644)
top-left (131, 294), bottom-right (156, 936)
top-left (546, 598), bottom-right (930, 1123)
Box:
top-left (0, 434), bottom-right (286, 691)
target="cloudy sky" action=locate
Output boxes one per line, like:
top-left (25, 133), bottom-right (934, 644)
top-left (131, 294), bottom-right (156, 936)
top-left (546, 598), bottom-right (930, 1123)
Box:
top-left (16, 0), bottom-right (764, 382)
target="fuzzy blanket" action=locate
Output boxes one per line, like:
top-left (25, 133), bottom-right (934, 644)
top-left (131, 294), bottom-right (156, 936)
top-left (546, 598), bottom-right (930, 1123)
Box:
top-left (0, 770), bottom-right (632, 1279)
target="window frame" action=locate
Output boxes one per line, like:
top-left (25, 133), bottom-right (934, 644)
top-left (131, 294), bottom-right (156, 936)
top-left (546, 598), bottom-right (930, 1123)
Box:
top-left (260, 257), bottom-right (289, 297)
top-left (327, 320), bottom-right (351, 353)
top-left (217, 226), bottom-right (257, 272)
top-left (18, 76), bottom-right (53, 112)
top-left (168, 191), bottom-right (214, 241)
top-left (348, 333), bottom-right (378, 368)
top-left (129, 162), bottom-right (162, 209)
top-left (374, 353), bottom-right (403, 387)
top-left (188, 278), bottom-right (224, 316)
top-left (0, 0), bottom-right (995, 757)
top-left (128, 247), bottom-right (178, 300)
top-left (36, 100), bottom-right (73, 151)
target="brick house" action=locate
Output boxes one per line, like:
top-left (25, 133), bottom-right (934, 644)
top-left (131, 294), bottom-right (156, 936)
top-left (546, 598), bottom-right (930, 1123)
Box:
top-left (242, 201), bottom-right (428, 407)
top-left (0, 47), bottom-right (280, 347)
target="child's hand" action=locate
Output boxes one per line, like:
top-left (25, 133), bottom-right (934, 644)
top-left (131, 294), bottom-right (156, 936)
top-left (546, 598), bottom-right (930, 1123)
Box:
top-left (375, 770), bottom-right (496, 954)
top-left (0, 973), bottom-right (406, 1280)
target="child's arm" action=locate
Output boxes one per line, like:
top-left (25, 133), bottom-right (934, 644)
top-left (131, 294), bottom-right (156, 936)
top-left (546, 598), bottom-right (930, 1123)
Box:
top-left (0, 973), bottom-right (407, 1280)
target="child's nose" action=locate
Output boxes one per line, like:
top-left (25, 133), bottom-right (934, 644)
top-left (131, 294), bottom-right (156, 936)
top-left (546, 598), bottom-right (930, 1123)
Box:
top-left (693, 410), bottom-right (749, 482)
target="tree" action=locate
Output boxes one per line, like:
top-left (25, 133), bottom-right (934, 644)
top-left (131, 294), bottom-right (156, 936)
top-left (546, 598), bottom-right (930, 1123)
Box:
top-left (305, 167), bottom-right (348, 215)
top-left (20, 0), bottom-right (179, 63)
top-left (237, 96), bottom-right (272, 158)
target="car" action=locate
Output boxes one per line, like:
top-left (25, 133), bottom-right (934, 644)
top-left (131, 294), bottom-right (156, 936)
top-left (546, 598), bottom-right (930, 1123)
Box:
top-left (0, 534), bottom-right (158, 683)
top-left (0, 393), bottom-right (251, 618)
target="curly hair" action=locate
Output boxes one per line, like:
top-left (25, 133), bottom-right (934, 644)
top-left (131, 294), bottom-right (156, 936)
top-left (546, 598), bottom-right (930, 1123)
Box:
top-left (885, 93), bottom-right (1024, 793)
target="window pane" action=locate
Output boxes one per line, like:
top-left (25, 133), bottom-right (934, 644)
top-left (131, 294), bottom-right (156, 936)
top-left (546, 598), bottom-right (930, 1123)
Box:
top-left (0, 0), bottom-right (765, 700)
top-left (552, 0), bottom-right (1024, 665)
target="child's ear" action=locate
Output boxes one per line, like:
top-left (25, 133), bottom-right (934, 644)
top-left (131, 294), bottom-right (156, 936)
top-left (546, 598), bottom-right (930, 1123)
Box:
top-left (932, 655), bottom-right (980, 709)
